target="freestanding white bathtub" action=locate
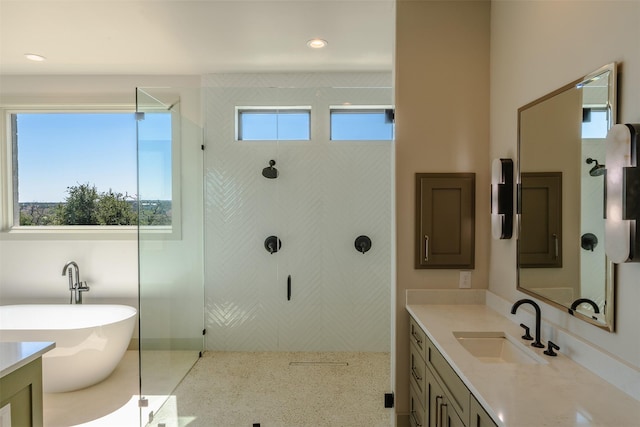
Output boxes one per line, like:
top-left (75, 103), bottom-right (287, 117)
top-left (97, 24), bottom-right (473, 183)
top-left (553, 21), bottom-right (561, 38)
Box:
top-left (0, 304), bottom-right (136, 393)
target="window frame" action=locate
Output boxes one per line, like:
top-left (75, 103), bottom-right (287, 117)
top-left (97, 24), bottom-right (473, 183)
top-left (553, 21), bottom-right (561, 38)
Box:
top-left (329, 105), bottom-right (395, 142)
top-left (235, 106), bottom-right (312, 142)
top-left (0, 104), bottom-right (180, 240)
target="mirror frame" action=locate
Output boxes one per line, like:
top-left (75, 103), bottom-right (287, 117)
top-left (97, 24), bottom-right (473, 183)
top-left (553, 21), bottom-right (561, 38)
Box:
top-left (516, 63), bottom-right (617, 332)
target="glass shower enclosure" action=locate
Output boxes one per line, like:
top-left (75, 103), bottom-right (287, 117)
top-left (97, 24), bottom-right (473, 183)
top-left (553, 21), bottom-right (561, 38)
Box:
top-left (134, 76), bottom-right (394, 424)
top-left (136, 87), bottom-right (204, 426)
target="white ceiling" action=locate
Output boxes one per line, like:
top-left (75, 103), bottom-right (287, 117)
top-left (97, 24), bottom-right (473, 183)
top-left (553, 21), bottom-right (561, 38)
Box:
top-left (0, 0), bottom-right (395, 76)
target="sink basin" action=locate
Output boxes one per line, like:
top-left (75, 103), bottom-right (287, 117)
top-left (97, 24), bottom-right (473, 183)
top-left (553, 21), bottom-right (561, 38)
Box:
top-left (453, 331), bottom-right (546, 364)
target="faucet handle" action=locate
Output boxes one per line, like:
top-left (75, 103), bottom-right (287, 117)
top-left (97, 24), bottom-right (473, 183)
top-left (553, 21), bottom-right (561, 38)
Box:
top-left (544, 341), bottom-right (560, 357)
top-left (78, 281), bottom-right (90, 292)
top-left (519, 323), bottom-right (533, 341)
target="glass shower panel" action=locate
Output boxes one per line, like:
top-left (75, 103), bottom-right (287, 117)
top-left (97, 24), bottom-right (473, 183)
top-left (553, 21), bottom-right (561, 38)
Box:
top-left (136, 87), bottom-right (204, 426)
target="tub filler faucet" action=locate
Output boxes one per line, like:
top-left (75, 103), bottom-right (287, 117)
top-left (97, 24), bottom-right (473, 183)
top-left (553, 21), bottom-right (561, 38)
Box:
top-left (62, 261), bottom-right (90, 304)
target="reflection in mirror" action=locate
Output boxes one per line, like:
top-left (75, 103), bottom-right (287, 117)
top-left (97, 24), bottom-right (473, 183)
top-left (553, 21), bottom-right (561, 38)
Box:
top-left (517, 63), bottom-right (616, 331)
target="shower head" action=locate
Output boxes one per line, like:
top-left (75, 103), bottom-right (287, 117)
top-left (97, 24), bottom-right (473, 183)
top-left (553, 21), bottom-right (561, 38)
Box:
top-left (262, 159), bottom-right (278, 179)
top-left (586, 158), bottom-right (606, 176)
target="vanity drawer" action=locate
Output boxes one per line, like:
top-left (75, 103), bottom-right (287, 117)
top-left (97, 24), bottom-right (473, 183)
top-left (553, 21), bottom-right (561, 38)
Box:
top-left (409, 381), bottom-right (426, 427)
top-left (409, 342), bottom-right (427, 405)
top-left (426, 336), bottom-right (470, 423)
top-left (409, 316), bottom-right (427, 358)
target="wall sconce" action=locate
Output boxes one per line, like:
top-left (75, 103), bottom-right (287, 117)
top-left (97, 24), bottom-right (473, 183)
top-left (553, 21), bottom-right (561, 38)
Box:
top-left (605, 124), bottom-right (640, 263)
top-left (491, 158), bottom-right (514, 239)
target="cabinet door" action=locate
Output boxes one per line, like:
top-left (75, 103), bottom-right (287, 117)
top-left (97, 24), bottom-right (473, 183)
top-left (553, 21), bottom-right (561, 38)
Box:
top-left (425, 364), bottom-right (445, 427)
top-left (410, 342), bottom-right (427, 405)
top-left (0, 358), bottom-right (43, 427)
top-left (441, 395), bottom-right (467, 427)
top-left (519, 172), bottom-right (562, 268)
top-left (470, 395), bottom-right (497, 427)
top-left (415, 173), bottom-right (475, 269)
top-left (410, 382), bottom-right (427, 427)
top-left (425, 363), bottom-right (466, 427)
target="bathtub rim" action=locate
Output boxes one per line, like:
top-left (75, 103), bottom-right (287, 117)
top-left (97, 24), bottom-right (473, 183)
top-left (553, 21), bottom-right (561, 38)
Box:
top-left (0, 304), bottom-right (137, 331)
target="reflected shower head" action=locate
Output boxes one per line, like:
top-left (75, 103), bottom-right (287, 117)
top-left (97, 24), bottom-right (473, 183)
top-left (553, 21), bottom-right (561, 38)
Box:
top-left (262, 159), bottom-right (278, 179)
top-left (586, 158), bottom-right (606, 176)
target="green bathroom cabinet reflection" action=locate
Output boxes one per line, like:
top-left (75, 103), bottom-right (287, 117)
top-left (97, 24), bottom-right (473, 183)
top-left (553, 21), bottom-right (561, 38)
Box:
top-left (0, 358), bottom-right (44, 427)
top-left (519, 172), bottom-right (562, 268)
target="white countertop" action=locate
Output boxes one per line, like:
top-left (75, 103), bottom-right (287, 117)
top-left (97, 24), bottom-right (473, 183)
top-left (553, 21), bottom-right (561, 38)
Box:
top-left (407, 303), bottom-right (640, 427)
top-left (0, 341), bottom-right (55, 378)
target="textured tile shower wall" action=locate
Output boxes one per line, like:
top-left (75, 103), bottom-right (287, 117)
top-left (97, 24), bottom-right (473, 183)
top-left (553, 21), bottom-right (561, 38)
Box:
top-left (203, 73), bottom-right (392, 352)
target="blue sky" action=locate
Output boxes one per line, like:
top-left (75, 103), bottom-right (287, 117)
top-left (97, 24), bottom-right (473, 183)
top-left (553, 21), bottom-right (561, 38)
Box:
top-left (16, 112), bottom-right (171, 202)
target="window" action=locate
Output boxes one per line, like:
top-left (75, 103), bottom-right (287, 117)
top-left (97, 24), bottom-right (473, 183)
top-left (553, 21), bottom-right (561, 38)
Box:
top-left (3, 110), bottom-right (172, 229)
top-left (330, 106), bottom-right (394, 141)
top-left (236, 107), bottom-right (311, 141)
top-left (582, 107), bottom-right (609, 139)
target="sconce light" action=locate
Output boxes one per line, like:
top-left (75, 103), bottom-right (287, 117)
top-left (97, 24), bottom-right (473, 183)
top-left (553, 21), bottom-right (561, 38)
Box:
top-left (605, 124), bottom-right (640, 263)
top-left (491, 158), bottom-right (514, 239)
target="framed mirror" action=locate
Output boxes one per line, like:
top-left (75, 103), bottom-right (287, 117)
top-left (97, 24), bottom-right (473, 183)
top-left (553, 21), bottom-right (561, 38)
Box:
top-left (517, 63), bottom-right (617, 331)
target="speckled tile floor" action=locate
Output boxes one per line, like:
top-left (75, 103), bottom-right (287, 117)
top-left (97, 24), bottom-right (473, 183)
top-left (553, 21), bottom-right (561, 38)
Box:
top-left (151, 351), bottom-right (393, 427)
top-left (43, 351), bottom-right (140, 427)
top-left (43, 350), bottom-right (197, 427)
top-left (42, 351), bottom-right (392, 427)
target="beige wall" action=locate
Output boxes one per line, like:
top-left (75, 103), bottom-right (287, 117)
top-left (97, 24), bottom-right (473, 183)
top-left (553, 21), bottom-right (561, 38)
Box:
top-left (395, 0), bottom-right (491, 415)
top-left (490, 0), bottom-right (640, 373)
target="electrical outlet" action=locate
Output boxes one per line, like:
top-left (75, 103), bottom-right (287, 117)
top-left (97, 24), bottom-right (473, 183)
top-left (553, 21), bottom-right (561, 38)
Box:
top-left (459, 271), bottom-right (471, 288)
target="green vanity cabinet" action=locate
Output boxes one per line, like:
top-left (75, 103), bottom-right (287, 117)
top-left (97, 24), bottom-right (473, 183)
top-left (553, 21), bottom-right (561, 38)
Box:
top-left (409, 315), bottom-right (497, 427)
top-left (0, 357), bottom-right (44, 427)
top-left (0, 342), bottom-right (53, 427)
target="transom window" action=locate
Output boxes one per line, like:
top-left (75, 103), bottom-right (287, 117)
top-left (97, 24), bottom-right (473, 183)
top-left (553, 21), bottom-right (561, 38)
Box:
top-left (330, 106), bottom-right (394, 141)
top-left (236, 107), bottom-right (311, 141)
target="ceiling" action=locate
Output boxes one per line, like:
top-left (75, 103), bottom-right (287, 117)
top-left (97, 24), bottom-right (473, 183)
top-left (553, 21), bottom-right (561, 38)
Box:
top-left (0, 0), bottom-right (395, 76)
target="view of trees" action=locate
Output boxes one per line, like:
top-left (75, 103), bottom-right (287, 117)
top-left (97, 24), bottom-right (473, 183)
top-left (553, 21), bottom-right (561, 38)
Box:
top-left (19, 183), bottom-right (171, 226)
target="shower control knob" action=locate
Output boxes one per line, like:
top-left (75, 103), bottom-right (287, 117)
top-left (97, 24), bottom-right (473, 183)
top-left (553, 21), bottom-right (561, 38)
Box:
top-left (354, 235), bottom-right (372, 254)
top-left (264, 236), bottom-right (282, 254)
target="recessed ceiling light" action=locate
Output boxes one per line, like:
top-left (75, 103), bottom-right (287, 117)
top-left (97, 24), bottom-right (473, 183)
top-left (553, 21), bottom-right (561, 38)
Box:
top-left (24, 53), bottom-right (46, 62)
top-left (307, 39), bottom-right (328, 49)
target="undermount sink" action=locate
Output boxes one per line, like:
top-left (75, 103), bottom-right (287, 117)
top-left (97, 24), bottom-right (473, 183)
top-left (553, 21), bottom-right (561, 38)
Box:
top-left (453, 331), bottom-right (546, 364)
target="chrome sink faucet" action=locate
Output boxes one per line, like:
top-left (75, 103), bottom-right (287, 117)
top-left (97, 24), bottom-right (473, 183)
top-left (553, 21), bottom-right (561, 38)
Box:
top-left (511, 299), bottom-right (544, 348)
top-left (61, 261), bottom-right (90, 304)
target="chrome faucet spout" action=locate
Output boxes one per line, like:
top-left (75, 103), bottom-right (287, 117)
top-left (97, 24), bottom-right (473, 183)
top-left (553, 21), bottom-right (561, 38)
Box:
top-left (511, 298), bottom-right (545, 348)
top-left (61, 261), bottom-right (88, 304)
